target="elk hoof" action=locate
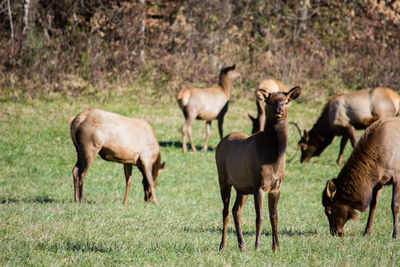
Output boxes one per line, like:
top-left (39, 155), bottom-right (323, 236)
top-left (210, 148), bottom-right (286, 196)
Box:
top-left (272, 245), bottom-right (280, 252)
top-left (363, 230), bottom-right (372, 236)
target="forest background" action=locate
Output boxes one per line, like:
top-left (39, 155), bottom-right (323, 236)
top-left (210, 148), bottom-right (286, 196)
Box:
top-left (1, 0), bottom-right (399, 102)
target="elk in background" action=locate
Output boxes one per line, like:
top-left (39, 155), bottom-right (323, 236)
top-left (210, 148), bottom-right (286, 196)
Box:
top-left (248, 78), bottom-right (288, 134)
top-left (323, 117), bottom-right (400, 238)
top-left (70, 108), bottom-right (165, 204)
top-left (216, 86), bottom-right (302, 252)
top-left (298, 87), bottom-right (400, 164)
top-left (177, 65), bottom-right (239, 153)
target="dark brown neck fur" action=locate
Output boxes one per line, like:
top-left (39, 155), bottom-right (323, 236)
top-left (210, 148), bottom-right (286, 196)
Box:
top-left (335, 136), bottom-right (381, 211)
top-left (261, 118), bottom-right (288, 165)
top-left (308, 104), bottom-right (335, 155)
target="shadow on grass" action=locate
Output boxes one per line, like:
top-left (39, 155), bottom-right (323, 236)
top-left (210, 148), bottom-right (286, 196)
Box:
top-left (0, 195), bottom-right (96, 204)
top-left (182, 226), bottom-right (318, 237)
top-left (159, 141), bottom-right (215, 152)
top-left (0, 195), bottom-right (55, 204)
top-left (37, 240), bottom-right (114, 253)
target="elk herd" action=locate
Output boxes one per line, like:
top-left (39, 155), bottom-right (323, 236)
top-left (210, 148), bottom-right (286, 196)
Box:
top-left (68, 65), bottom-right (400, 252)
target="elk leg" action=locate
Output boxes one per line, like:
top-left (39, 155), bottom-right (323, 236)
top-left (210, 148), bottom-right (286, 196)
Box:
top-left (181, 110), bottom-right (197, 152)
top-left (268, 190), bottom-right (280, 251)
top-left (181, 124), bottom-right (188, 153)
top-left (141, 163), bottom-right (158, 204)
top-left (346, 126), bottom-right (357, 147)
top-left (363, 185), bottom-right (382, 236)
top-left (219, 182), bottom-right (232, 252)
top-left (203, 121), bottom-right (212, 151)
top-left (72, 162), bottom-right (81, 202)
top-left (73, 145), bottom-right (97, 202)
top-left (72, 141), bottom-right (83, 202)
top-left (123, 164), bottom-right (133, 205)
top-left (392, 182), bottom-right (400, 238)
top-left (217, 116), bottom-right (224, 140)
top-left (232, 193), bottom-right (248, 251)
top-left (254, 189), bottom-right (265, 251)
top-left (337, 135), bottom-right (349, 165)
top-left (78, 149), bottom-right (98, 202)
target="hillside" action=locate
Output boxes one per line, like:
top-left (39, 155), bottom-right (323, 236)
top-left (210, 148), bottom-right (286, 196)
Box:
top-left (1, 0), bottom-right (399, 101)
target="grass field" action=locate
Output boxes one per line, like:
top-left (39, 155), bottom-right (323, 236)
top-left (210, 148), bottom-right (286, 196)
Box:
top-left (1, 91), bottom-right (400, 266)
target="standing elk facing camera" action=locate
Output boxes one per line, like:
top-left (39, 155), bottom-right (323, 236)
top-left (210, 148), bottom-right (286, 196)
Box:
top-left (70, 108), bottom-right (165, 204)
top-left (176, 65), bottom-right (239, 153)
top-left (322, 117), bottom-right (400, 238)
top-left (298, 87), bottom-right (400, 164)
top-left (216, 86), bottom-right (302, 252)
top-left (248, 78), bottom-right (288, 134)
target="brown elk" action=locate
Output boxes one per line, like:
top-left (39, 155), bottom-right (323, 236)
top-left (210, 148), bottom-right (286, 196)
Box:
top-left (322, 117), bottom-right (400, 238)
top-left (298, 87), bottom-right (400, 165)
top-left (248, 78), bottom-right (288, 134)
top-left (216, 86), bottom-right (302, 251)
top-left (176, 65), bottom-right (239, 153)
top-left (70, 108), bottom-right (165, 204)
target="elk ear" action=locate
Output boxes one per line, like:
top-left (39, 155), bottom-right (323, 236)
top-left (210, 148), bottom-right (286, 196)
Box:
top-left (326, 179), bottom-right (336, 199)
top-left (303, 130), bottom-right (309, 142)
top-left (256, 89), bottom-right (269, 102)
top-left (248, 114), bottom-right (256, 121)
top-left (158, 162), bottom-right (166, 175)
top-left (287, 86), bottom-right (302, 101)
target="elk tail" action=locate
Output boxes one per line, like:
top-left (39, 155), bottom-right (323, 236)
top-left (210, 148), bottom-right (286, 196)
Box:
top-left (176, 89), bottom-right (191, 109)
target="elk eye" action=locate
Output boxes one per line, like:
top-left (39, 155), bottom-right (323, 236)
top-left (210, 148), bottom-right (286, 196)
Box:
top-left (325, 209), bottom-right (332, 216)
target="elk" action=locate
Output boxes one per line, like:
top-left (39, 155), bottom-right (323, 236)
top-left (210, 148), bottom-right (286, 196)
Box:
top-left (322, 117), bottom-right (400, 238)
top-left (298, 87), bottom-right (400, 165)
top-left (70, 108), bottom-right (165, 204)
top-left (176, 65), bottom-right (239, 153)
top-left (248, 78), bottom-right (288, 134)
top-left (216, 86), bottom-right (302, 251)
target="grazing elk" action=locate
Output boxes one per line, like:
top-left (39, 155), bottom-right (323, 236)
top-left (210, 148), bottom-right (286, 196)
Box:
top-left (298, 87), bottom-right (400, 164)
top-left (216, 86), bottom-right (302, 251)
top-left (176, 65), bottom-right (239, 153)
top-left (322, 117), bottom-right (400, 238)
top-left (248, 78), bottom-right (289, 134)
top-left (70, 108), bottom-right (165, 204)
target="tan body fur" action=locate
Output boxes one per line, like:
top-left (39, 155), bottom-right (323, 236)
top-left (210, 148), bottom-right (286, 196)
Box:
top-left (216, 86), bottom-right (301, 252)
top-left (248, 78), bottom-right (288, 133)
top-left (299, 87), bottom-right (400, 164)
top-left (70, 108), bottom-right (165, 204)
top-left (323, 117), bottom-right (400, 238)
top-left (177, 65), bottom-right (239, 152)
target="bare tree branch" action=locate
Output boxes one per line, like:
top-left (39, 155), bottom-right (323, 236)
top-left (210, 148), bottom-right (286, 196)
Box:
top-left (6, 0), bottom-right (14, 48)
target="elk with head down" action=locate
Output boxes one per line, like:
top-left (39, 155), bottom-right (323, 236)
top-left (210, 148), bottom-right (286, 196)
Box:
top-left (216, 86), bottom-right (302, 252)
top-left (322, 117), bottom-right (400, 238)
top-left (298, 87), bottom-right (400, 165)
top-left (176, 65), bottom-right (239, 153)
top-left (70, 108), bottom-right (165, 204)
top-left (248, 78), bottom-right (288, 134)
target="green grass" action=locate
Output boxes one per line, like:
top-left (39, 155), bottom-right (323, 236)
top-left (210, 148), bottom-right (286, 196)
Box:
top-left (1, 92), bottom-right (400, 266)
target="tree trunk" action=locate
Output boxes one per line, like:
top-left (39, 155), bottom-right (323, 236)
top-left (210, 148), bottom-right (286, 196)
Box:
top-left (139, 0), bottom-right (146, 63)
top-left (6, 0), bottom-right (14, 49)
top-left (22, 0), bottom-right (31, 36)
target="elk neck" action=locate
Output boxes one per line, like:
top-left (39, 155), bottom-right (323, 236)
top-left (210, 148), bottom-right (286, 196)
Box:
top-left (261, 118), bottom-right (288, 161)
top-left (219, 72), bottom-right (233, 98)
top-left (335, 146), bottom-right (381, 211)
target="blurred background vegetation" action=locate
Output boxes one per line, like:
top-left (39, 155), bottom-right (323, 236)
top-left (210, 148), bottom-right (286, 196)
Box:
top-left (1, 0), bottom-right (399, 101)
